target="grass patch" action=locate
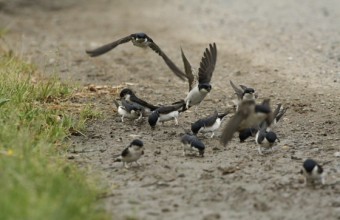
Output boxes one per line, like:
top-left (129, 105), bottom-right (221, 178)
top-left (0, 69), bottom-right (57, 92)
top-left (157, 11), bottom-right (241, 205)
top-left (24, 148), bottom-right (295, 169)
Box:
top-left (0, 53), bottom-right (108, 220)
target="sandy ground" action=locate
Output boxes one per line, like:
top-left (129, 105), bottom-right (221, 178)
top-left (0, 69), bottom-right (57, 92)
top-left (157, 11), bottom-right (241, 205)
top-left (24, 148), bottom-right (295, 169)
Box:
top-left (1, 0), bottom-right (340, 219)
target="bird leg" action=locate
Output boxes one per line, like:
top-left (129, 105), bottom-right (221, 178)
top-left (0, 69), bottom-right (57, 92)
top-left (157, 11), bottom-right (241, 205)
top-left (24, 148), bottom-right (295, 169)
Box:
top-left (210, 132), bottom-right (215, 138)
top-left (257, 146), bottom-right (264, 155)
top-left (185, 100), bottom-right (190, 111)
top-left (174, 117), bottom-right (179, 126)
top-left (123, 162), bottom-right (130, 169)
top-left (121, 115), bottom-right (124, 123)
top-left (194, 105), bottom-right (199, 115)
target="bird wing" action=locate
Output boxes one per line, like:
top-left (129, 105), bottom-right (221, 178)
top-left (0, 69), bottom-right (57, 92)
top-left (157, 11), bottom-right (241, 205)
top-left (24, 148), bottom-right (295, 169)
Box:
top-left (130, 96), bottom-right (158, 111)
top-left (190, 137), bottom-right (205, 150)
top-left (198, 43), bottom-right (217, 84)
top-left (202, 110), bottom-right (218, 127)
top-left (156, 103), bottom-right (183, 114)
top-left (122, 100), bottom-right (144, 112)
top-left (220, 111), bottom-right (245, 146)
top-left (239, 85), bottom-right (249, 90)
top-left (85, 35), bottom-right (133, 57)
top-left (121, 147), bottom-right (130, 157)
top-left (113, 100), bottom-right (120, 108)
top-left (220, 100), bottom-right (254, 146)
top-left (181, 47), bottom-right (195, 91)
top-left (148, 42), bottom-right (187, 81)
top-left (230, 80), bottom-right (244, 100)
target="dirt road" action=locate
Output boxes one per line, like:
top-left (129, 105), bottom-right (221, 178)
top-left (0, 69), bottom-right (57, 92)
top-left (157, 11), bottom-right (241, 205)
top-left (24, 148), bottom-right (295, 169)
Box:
top-left (1, 0), bottom-right (340, 219)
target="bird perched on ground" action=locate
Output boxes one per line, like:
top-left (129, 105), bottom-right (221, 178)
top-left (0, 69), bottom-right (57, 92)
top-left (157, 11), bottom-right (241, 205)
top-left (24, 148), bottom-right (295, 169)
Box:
top-left (113, 139), bottom-right (144, 168)
top-left (119, 88), bottom-right (158, 114)
top-left (220, 99), bottom-right (273, 146)
top-left (301, 159), bottom-right (325, 185)
top-left (191, 110), bottom-right (228, 138)
top-left (148, 101), bottom-right (185, 128)
top-left (230, 80), bottom-right (257, 110)
top-left (85, 33), bottom-right (187, 81)
top-left (255, 123), bottom-right (280, 155)
top-left (180, 43), bottom-right (217, 111)
top-left (181, 134), bottom-right (205, 157)
top-left (113, 100), bottom-right (144, 122)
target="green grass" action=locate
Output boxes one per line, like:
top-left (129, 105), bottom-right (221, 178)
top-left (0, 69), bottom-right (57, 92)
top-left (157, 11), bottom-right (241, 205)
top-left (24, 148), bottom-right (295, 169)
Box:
top-left (0, 53), bottom-right (108, 220)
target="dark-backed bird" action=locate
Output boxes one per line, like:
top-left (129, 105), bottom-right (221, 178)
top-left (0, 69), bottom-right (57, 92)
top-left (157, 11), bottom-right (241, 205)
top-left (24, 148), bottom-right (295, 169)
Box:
top-left (180, 43), bottom-right (217, 111)
top-left (148, 101), bottom-right (185, 128)
top-left (113, 139), bottom-right (144, 168)
top-left (181, 134), bottom-right (205, 157)
top-left (255, 123), bottom-right (280, 155)
top-left (86, 33), bottom-right (187, 81)
top-left (191, 110), bottom-right (228, 138)
top-left (301, 159), bottom-right (325, 185)
top-left (119, 88), bottom-right (158, 113)
top-left (113, 100), bottom-right (144, 122)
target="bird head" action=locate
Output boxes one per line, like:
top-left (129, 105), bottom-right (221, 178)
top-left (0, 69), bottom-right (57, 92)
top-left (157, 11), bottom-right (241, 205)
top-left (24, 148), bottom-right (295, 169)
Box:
top-left (148, 111), bottom-right (159, 129)
top-left (130, 139), bottom-right (144, 148)
top-left (120, 88), bottom-right (135, 99)
top-left (198, 84), bottom-right (212, 93)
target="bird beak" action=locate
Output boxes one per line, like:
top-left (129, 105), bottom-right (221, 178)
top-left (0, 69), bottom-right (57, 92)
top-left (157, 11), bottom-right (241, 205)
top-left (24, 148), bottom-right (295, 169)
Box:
top-left (277, 138), bottom-right (281, 142)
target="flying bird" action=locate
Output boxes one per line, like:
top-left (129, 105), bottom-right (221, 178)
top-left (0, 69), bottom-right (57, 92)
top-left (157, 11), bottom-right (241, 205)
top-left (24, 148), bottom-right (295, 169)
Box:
top-left (191, 110), bottom-right (228, 138)
top-left (180, 43), bottom-right (217, 111)
top-left (220, 99), bottom-right (273, 146)
top-left (86, 33), bottom-right (187, 81)
top-left (113, 139), bottom-right (144, 168)
top-left (238, 103), bottom-right (287, 142)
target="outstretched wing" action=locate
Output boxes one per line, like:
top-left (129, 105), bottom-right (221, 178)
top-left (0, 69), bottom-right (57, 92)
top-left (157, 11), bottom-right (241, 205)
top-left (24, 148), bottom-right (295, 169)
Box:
top-left (148, 42), bottom-right (187, 81)
top-left (230, 80), bottom-right (244, 100)
top-left (198, 43), bottom-right (217, 84)
top-left (181, 47), bottom-right (195, 91)
top-left (220, 112), bottom-right (244, 146)
top-left (86, 35), bottom-right (133, 57)
top-left (220, 100), bottom-right (253, 146)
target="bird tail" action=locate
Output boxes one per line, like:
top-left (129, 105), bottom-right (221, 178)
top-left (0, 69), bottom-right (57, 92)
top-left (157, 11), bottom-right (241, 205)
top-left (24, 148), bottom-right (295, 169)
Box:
top-left (273, 104), bottom-right (288, 124)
